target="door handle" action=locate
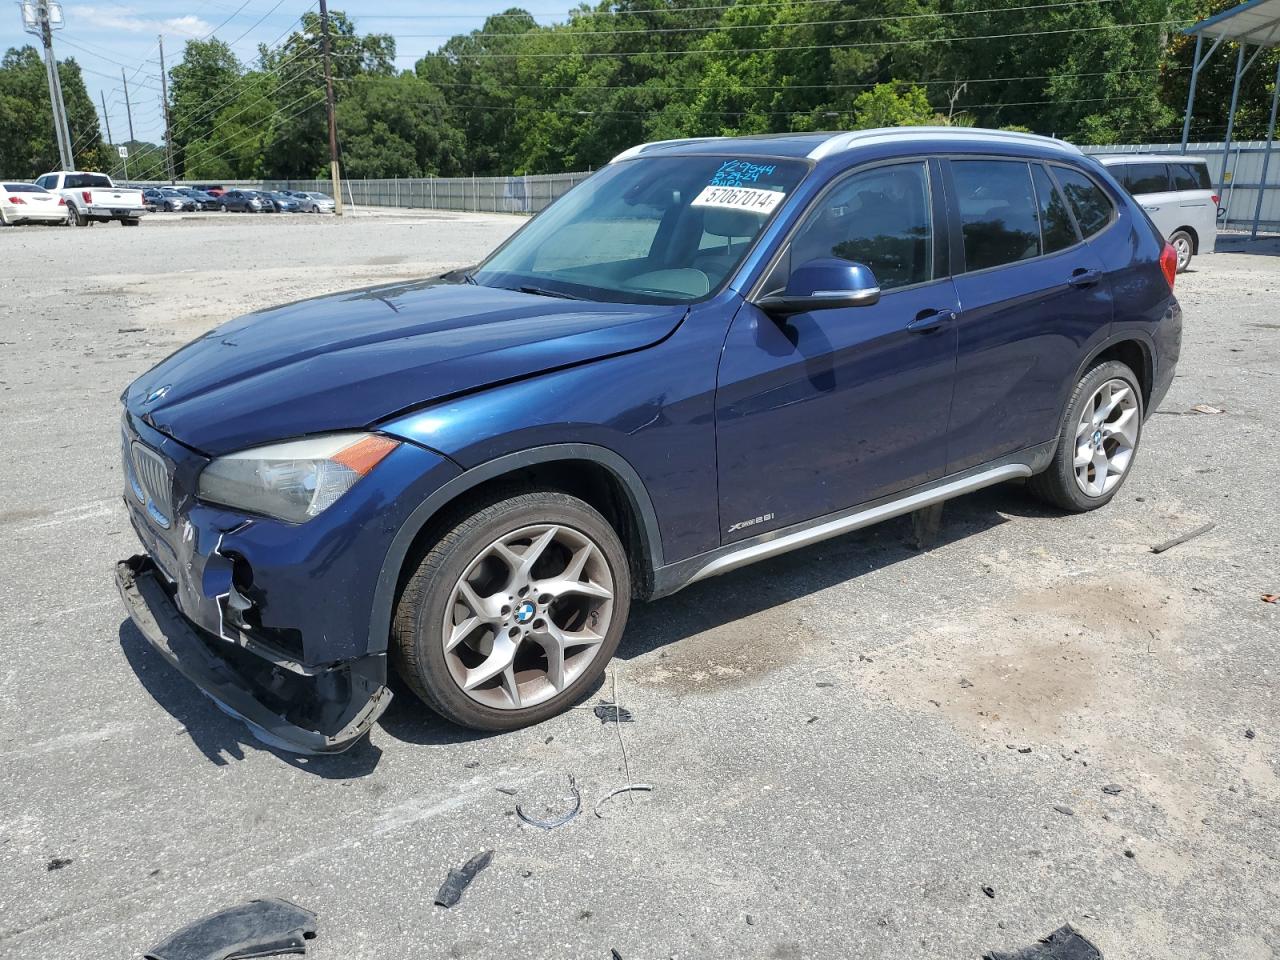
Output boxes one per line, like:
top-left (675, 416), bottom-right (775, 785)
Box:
top-left (1143, 205), bottom-right (1160, 212)
top-left (907, 307), bottom-right (956, 333)
top-left (1067, 268), bottom-right (1102, 288)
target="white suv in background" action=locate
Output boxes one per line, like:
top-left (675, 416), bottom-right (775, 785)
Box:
top-left (1096, 154), bottom-right (1218, 272)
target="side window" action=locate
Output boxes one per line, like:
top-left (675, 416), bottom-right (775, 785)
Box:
top-left (1171, 162), bottom-right (1211, 191)
top-left (36, 175), bottom-right (51, 189)
top-left (788, 161), bottom-right (933, 291)
top-left (1124, 163), bottom-right (1171, 194)
top-left (1054, 167), bottom-right (1114, 238)
top-left (952, 159), bottom-right (1040, 271)
top-left (1031, 164), bottom-right (1079, 253)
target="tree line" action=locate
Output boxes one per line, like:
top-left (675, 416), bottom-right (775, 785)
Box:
top-left (1, 0), bottom-right (1277, 183)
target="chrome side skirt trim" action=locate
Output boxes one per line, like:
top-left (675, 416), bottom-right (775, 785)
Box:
top-left (686, 463), bottom-right (1031, 586)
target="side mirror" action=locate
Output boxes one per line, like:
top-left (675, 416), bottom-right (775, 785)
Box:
top-left (756, 257), bottom-right (881, 317)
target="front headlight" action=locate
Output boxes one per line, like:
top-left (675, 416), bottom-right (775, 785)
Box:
top-left (197, 433), bottom-right (400, 523)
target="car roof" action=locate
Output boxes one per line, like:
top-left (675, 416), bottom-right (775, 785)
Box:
top-left (611, 126), bottom-right (1082, 163)
top-left (1095, 153), bottom-right (1209, 165)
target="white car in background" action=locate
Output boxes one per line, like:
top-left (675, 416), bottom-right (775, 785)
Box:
top-left (0, 182), bottom-right (68, 226)
top-left (1096, 154), bottom-right (1218, 272)
top-left (34, 170), bottom-right (147, 227)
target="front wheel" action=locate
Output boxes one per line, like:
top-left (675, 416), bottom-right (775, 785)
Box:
top-left (392, 490), bottom-right (631, 730)
top-left (1169, 229), bottom-right (1194, 273)
top-left (1029, 360), bottom-right (1143, 512)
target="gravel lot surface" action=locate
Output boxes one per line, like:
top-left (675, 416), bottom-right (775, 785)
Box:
top-left (1, 213), bottom-right (1277, 960)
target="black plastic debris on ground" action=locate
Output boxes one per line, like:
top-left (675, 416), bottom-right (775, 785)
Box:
top-left (434, 850), bottom-right (494, 908)
top-left (516, 775), bottom-right (582, 830)
top-left (144, 897), bottom-right (317, 960)
top-left (594, 702), bottom-right (633, 724)
top-left (985, 924), bottom-right (1102, 960)
top-left (46, 857), bottom-right (73, 871)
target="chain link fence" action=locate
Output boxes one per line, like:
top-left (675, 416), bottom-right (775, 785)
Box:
top-left (144, 138), bottom-right (1279, 231)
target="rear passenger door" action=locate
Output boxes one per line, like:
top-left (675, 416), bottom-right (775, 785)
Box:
top-left (944, 158), bottom-right (1113, 474)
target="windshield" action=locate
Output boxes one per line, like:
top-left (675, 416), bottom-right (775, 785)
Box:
top-left (473, 155), bottom-right (807, 304)
top-left (4, 183), bottom-right (45, 193)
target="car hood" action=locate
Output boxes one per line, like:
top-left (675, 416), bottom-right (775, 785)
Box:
top-left (125, 279), bottom-right (687, 456)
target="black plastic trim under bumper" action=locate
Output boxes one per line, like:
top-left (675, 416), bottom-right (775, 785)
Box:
top-left (116, 555), bottom-right (391, 755)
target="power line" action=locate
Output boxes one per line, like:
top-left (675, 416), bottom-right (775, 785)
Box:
top-left (403, 18), bottom-right (1191, 60)
top-left (394, 0), bottom-right (1123, 40)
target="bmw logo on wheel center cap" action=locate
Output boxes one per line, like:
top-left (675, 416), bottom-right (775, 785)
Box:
top-left (514, 600), bottom-right (536, 624)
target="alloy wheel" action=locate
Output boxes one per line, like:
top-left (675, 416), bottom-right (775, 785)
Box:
top-left (1073, 378), bottom-right (1139, 497)
top-left (1172, 235), bottom-right (1192, 271)
top-left (441, 523), bottom-right (615, 710)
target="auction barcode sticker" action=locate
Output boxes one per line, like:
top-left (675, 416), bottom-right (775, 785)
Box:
top-left (690, 185), bottom-right (785, 213)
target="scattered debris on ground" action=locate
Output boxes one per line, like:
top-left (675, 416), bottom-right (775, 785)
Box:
top-left (984, 923), bottom-right (1102, 960)
top-left (1189, 403), bottom-right (1225, 414)
top-left (593, 702), bottom-right (633, 724)
top-left (1101, 784), bottom-right (1123, 796)
top-left (1150, 521), bottom-right (1215, 554)
top-left (464, 760), bottom-right (480, 769)
top-left (144, 897), bottom-right (317, 960)
top-left (495, 786), bottom-right (518, 796)
top-left (434, 850), bottom-right (494, 909)
top-left (515, 775), bottom-right (582, 830)
top-left (1245, 728), bottom-right (1256, 740)
top-left (982, 885), bottom-right (996, 899)
top-left (46, 857), bottom-right (73, 871)
top-left (594, 784), bottom-right (654, 818)
top-left (1053, 805), bottom-right (1075, 816)
top-left (1263, 594), bottom-right (1278, 604)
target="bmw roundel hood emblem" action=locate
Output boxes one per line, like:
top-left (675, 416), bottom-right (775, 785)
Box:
top-left (144, 384), bottom-right (172, 404)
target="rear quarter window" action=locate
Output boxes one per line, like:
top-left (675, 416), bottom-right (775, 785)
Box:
top-left (1118, 163), bottom-right (1170, 195)
top-left (1053, 167), bottom-right (1114, 239)
top-left (1171, 162), bottom-right (1212, 191)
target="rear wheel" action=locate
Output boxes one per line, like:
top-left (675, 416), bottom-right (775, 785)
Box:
top-left (392, 490), bottom-right (630, 730)
top-left (1169, 229), bottom-right (1194, 272)
top-left (1029, 360), bottom-right (1143, 512)
top-left (219, 203), bottom-right (228, 213)
top-left (68, 205), bottom-right (85, 227)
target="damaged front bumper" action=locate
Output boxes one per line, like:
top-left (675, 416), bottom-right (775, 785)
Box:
top-left (117, 555), bottom-right (391, 754)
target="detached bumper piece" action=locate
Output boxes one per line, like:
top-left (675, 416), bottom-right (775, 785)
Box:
top-left (117, 555), bottom-right (391, 754)
top-left (145, 897), bottom-right (317, 960)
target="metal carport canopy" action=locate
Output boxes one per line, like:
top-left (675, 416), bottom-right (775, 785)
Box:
top-left (1181, 0), bottom-right (1280, 236)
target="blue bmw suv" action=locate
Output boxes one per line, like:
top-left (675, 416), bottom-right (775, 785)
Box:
top-left (117, 128), bottom-right (1181, 753)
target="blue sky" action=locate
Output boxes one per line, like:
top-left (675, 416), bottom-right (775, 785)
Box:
top-left (1, 1), bottom-right (566, 144)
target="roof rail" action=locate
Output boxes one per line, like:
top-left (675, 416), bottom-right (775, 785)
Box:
top-left (808, 126), bottom-right (1082, 160)
top-left (610, 136), bottom-right (723, 163)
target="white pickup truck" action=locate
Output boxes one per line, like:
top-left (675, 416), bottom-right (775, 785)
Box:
top-left (34, 171), bottom-right (146, 227)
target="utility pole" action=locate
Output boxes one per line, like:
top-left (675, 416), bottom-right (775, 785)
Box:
top-left (122, 67), bottom-right (135, 144)
top-left (158, 35), bottom-right (175, 183)
top-left (100, 90), bottom-right (113, 145)
top-left (318, 0), bottom-right (344, 215)
top-left (20, 0), bottom-right (74, 169)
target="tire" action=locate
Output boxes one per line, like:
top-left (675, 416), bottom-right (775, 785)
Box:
top-left (1169, 229), bottom-right (1194, 273)
top-left (1029, 359), bottom-right (1144, 512)
top-left (68, 205), bottom-right (85, 227)
top-left (219, 203), bottom-right (228, 213)
top-left (392, 490), bottom-right (631, 731)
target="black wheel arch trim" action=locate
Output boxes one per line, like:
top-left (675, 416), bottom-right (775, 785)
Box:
top-left (368, 443), bottom-right (664, 655)
top-left (1072, 331), bottom-right (1156, 404)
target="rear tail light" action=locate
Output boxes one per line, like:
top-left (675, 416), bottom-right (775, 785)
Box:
top-left (57, 197), bottom-right (66, 206)
top-left (81, 191), bottom-right (92, 203)
top-left (8, 196), bottom-right (24, 204)
top-left (1211, 194), bottom-right (1220, 206)
top-left (1159, 242), bottom-right (1177, 290)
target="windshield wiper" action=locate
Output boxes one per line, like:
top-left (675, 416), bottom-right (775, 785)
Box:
top-left (516, 284), bottom-right (585, 301)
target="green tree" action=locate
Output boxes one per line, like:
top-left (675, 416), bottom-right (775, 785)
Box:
top-left (0, 46), bottom-right (103, 177)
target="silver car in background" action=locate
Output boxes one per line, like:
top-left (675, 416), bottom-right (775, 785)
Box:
top-left (297, 191), bottom-right (336, 214)
top-left (1097, 154), bottom-right (1218, 272)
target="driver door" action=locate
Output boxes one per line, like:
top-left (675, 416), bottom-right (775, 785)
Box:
top-left (714, 159), bottom-right (961, 543)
